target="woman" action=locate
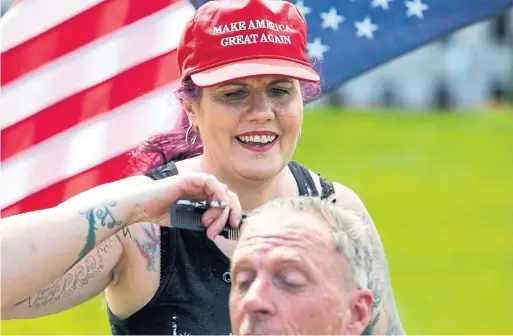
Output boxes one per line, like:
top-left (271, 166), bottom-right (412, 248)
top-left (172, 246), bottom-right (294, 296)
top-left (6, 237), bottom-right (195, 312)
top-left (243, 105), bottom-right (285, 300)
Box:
top-left (1, 0), bottom-right (404, 335)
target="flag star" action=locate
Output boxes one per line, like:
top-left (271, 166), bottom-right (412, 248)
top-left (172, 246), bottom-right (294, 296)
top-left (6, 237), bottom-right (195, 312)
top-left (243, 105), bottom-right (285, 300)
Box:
top-left (307, 37), bottom-right (330, 61)
top-left (405, 0), bottom-right (429, 19)
top-left (354, 16), bottom-right (378, 39)
top-left (295, 0), bottom-right (311, 18)
top-left (320, 8), bottom-right (345, 31)
top-left (371, 0), bottom-right (393, 10)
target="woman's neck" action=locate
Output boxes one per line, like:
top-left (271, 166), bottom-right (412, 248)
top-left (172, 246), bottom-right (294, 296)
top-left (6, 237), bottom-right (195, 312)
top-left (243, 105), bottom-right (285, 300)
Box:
top-left (180, 155), bottom-right (284, 212)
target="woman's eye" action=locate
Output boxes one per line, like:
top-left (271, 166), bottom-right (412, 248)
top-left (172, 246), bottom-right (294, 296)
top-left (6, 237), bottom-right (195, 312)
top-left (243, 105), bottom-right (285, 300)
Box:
top-left (224, 90), bottom-right (248, 100)
top-left (269, 87), bottom-right (290, 97)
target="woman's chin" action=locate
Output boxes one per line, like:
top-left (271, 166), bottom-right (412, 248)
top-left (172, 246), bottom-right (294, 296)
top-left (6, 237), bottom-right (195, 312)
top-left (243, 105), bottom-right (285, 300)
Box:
top-left (233, 159), bottom-right (284, 181)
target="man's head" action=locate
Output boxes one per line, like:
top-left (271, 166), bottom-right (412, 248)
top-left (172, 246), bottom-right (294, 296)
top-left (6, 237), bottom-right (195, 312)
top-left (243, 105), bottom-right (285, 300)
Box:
top-left (229, 197), bottom-right (374, 335)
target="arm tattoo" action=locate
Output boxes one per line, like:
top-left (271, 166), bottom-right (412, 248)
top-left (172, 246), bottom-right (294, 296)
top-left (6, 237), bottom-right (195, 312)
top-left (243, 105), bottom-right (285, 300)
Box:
top-left (385, 316), bottom-right (404, 335)
top-left (67, 201), bottom-right (122, 272)
top-left (121, 227), bottom-right (132, 238)
top-left (362, 211), bottom-right (405, 335)
top-left (14, 238), bottom-right (116, 310)
top-left (133, 225), bottom-right (160, 272)
top-left (362, 274), bottom-right (384, 335)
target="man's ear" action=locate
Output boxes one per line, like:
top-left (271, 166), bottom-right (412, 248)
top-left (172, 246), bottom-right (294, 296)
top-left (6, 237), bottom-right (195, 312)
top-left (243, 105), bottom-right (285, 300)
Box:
top-left (346, 288), bottom-right (373, 335)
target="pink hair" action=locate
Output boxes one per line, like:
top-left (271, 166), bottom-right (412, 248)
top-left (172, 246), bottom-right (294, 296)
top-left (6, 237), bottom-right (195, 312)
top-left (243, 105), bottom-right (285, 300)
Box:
top-left (124, 78), bottom-right (322, 176)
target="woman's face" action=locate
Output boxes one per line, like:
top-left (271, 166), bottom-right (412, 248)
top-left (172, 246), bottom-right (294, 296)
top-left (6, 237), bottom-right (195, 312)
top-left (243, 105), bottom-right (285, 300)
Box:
top-left (189, 76), bottom-right (304, 181)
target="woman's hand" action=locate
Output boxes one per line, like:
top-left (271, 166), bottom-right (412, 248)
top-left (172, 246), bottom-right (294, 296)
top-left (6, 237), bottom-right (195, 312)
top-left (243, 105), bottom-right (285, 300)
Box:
top-left (135, 173), bottom-right (243, 240)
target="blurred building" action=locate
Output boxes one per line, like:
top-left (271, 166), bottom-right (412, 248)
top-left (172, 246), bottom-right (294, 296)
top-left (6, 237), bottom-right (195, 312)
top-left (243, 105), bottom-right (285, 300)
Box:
top-left (324, 9), bottom-right (513, 111)
top-left (1, 0), bottom-right (14, 16)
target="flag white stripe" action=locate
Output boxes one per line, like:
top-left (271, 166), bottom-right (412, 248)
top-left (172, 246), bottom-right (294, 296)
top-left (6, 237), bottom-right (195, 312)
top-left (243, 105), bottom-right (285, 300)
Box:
top-left (1, 0), bottom-right (108, 52)
top-left (1, 84), bottom-right (180, 209)
top-left (1, 1), bottom-right (193, 130)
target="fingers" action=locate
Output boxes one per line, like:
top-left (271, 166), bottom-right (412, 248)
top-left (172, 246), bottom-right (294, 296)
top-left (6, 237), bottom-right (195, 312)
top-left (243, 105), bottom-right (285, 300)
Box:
top-left (227, 190), bottom-right (242, 229)
top-left (202, 207), bottom-right (223, 228)
top-left (204, 191), bottom-right (242, 239)
top-left (187, 174), bottom-right (230, 205)
top-left (206, 205), bottom-right (230, 240)
top-left (173, 173), bottom-right (243, 239)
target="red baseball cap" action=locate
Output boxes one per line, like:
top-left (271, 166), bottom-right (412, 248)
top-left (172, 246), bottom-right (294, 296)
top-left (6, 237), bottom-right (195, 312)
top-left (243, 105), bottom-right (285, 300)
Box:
top-left (177, 0), bottom-right (320, 87)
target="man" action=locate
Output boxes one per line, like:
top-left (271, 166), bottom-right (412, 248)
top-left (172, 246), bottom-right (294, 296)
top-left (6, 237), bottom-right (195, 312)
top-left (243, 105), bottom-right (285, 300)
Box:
top-left (229, 196), bottom-right (377, 335)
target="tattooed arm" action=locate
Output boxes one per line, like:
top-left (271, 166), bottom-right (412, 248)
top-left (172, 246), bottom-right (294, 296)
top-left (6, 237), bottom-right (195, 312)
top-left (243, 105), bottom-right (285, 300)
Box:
top-left (0, 176), bottom-right (152, 315)
top-left (333, 183), bottom-right (405, 335)
top-left (2, 236), bottom-right (123, 319)
top-left (1, 172), bottom-right (242, 319)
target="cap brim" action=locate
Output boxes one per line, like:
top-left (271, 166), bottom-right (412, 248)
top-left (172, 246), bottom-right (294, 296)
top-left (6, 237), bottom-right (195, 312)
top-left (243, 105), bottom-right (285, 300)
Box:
top-left (190, 58), bottom-right (320, 88)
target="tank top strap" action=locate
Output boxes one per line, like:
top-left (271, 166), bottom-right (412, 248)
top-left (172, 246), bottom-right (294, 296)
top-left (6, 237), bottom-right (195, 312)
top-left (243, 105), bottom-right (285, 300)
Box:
top-left (145, 161), bottom-right (179, 180)
top-left (287, 160), bottom-right (319, 197)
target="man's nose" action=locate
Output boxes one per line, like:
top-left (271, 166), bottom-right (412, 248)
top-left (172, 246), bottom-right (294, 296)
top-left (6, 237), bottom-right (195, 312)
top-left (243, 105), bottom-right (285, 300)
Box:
top-left (241, 277), bottom-right (276, 318)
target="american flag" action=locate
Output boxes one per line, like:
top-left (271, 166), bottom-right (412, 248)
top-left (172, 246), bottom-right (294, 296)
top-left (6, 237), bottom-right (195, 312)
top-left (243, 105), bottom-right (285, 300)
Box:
top-left (294, 0), bottom-right (513, 92)
top-left (1, 0), bottom-right (195, 216)
top-left (2, 0), bottom-right (512, 217)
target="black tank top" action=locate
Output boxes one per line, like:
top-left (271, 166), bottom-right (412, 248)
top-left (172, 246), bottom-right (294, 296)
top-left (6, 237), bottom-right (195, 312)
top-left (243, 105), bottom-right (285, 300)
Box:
top-left (107, 161), bottom-right (335, 335)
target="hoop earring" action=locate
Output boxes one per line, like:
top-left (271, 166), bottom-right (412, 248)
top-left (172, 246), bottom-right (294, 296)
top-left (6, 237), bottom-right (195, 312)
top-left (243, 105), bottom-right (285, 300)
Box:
top-left (185, 123), bottom-right (197, 146)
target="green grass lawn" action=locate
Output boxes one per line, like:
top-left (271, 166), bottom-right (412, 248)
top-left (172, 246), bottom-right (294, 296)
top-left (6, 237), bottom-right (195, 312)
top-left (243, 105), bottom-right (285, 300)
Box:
top-left (2, 109), bottom-right (512, 334)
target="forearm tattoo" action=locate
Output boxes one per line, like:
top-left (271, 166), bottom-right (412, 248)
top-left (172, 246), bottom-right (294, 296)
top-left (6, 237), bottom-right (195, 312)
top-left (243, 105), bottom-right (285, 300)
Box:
top-left (14, 238), bottom-right (117, 310)
top-left (67, 200), bottom-right (122, 272)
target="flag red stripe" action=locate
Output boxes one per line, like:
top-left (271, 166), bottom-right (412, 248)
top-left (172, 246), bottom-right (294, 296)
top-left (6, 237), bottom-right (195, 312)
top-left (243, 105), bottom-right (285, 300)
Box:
top-left (1, 0), bottom-right (180, 86)
top-left (1, 153), bottom-right (133, 217)
top-left (1, 49), bottom-right (179, 162)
